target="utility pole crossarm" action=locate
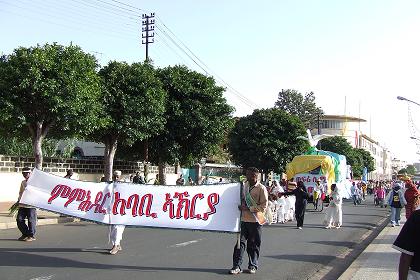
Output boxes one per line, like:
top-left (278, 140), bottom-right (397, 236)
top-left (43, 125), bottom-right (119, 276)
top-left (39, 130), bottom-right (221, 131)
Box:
top-left (142, 12), bottom-right (155, 62)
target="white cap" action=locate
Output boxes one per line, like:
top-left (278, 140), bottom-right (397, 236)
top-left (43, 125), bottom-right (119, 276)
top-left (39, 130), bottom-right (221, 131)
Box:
top-left (113, 170), bottom-right (122, 176)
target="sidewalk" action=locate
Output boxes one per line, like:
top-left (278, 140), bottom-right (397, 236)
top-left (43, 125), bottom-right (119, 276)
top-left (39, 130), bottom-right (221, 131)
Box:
top-left (0, 210), bottom-right (78, 230)
top-left (338, 216), bottom-right (403, 280)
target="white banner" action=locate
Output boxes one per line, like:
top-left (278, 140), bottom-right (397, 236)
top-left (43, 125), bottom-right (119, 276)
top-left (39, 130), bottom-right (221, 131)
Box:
top-left (21, 169), bottom-right (241, 233)
top-left (294, 173), bottom-right (328, 195)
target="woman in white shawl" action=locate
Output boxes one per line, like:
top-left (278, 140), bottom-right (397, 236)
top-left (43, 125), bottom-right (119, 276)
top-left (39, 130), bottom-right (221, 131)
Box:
top-left (284, 182), bottom-right (296, 222)
top-left (324, 184), bottom-right (342, 229)
top-left (275, 180), bottom-right (287, 223)
top-left (271, 180), bottom-right (286, 223)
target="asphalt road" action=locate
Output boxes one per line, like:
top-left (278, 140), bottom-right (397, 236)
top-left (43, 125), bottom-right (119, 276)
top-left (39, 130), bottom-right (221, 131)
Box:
top-left (0, 197), bottom-right (389, 280)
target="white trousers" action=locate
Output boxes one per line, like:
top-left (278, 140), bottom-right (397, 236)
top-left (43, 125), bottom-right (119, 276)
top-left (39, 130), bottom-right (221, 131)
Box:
top-left (324, 205), bottom-right (342, 227)
top-left (110, 225), bottom-right (125, 246)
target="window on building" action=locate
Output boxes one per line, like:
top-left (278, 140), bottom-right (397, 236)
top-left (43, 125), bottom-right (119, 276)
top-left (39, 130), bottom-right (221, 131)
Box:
top-left (320, 120), bottom-right (343, 129)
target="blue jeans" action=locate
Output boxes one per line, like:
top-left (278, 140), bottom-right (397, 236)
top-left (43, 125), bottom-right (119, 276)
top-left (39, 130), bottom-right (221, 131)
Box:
top-left (390, 207), bottom-right (402, 225)
top-left (232, 222), bottom-right (262, 270)
top-left (16, 207), bottom-right (37, 237)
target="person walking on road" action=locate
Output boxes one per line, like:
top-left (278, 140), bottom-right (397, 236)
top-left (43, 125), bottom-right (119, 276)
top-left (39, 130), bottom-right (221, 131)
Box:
top-left (375, 184), bottom-right (386, 208)
top-left (313, 178), bottom-right (323, 210)
top-left (16, 167), bottom-right (37, 242)
top-left (64, 169), bottom-right (74, 179)
top-left (388, 182), bottom-right (407, 227)
top-left (324, 184), bottom-right (343, 229)
top-left (229, 167), bottom-right (268, 275)
top-left (132, 171), bottom-right (145, 184)
top-left (351, 182), bottom-right (361, 205)
top-left (404, 180), bottom-right (420, 220)
top-left (281, 181), bottom-right (309, 229)
top-left (392, 209), bottom-right (420, 280)
top-left (109, 170), bottom-right (125, 255)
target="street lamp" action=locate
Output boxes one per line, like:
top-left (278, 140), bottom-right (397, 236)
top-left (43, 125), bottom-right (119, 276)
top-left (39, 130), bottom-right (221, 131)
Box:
top-left (397, 96), bottom-right (420, 107)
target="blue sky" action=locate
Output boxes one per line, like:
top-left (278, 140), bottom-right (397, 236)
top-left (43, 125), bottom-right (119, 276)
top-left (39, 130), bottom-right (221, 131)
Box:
top-left (1, 0), bottom-right (420, 163)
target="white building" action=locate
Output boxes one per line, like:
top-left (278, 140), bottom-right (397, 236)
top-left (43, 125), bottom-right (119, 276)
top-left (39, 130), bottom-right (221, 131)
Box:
top-left (312, 114), bottom-right (392, 180)
top-left (391, 158), bottom-right (408, 175)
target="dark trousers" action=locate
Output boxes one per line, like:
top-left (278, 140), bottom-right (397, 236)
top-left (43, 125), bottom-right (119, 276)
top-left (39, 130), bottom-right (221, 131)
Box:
top-left (295, 201), bottom-right (307, 227)
top-left (16, 207), bottom-right (37, 237)
top-left (232, 222), bottom-right (262, 270)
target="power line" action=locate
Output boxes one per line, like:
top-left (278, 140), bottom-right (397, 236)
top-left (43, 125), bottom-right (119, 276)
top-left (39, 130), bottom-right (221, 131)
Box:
top-left (84, 0), bottom-right (142, 17)
top-left (3, 0), bottom-right (260, 110)
top-left (69, 0), bottom-right (141, 26)
top-left (2, 0), bottom-right (138, 40)
top-left (155, 19), bottom-right (260, 109)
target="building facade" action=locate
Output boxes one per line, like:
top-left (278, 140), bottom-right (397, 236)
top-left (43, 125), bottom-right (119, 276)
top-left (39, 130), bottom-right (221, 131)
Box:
top-left (312, 115), bottom-right (393, 180)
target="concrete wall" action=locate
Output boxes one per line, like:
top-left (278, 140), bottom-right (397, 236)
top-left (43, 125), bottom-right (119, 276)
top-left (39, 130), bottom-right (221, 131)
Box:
top-left (0, 154), bottom-right (178, 211)
top-left (0, 171), bottom-right (179, 211)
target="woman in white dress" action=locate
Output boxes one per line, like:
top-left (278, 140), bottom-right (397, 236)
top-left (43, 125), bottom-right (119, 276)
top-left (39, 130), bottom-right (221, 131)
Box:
top-left (285, 182), bottom-right (296, 222)
top-left (324, 184), bottom-right (342, 229)
top-left (274, 181), bottom-right (286, 224)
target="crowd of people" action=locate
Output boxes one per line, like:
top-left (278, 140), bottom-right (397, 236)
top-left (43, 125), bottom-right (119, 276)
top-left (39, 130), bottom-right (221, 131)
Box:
top-left (263, 178), bottom-right (343, 230)
top-left (13, 166), bottom-right (420, 277)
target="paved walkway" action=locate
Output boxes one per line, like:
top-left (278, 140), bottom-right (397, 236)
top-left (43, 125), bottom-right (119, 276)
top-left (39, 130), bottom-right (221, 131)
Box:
top-left (0, 210), bottom-right (77, 230)
top-left (338, 216), bottom-right (403, 280)
top-left (0, 208), bottom-right (402, 279)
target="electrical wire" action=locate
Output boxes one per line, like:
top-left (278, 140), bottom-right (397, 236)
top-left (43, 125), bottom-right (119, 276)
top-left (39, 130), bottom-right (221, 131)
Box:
top-left (3, 0), bottom-right (260, 110)
top-left (1, 0), bottom-right (138, 41)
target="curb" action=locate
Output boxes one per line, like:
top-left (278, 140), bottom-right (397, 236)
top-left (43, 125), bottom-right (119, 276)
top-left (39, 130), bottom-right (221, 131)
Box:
top-left (308, 214), bottom-right (390, 280)
top-left (0, 216), bottom-right (79, 230)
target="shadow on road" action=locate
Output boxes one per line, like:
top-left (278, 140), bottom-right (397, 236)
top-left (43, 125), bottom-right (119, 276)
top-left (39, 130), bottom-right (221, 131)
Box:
top-left (310, 240), bottom-right (357, 249)
top-left (0, 248), bottom-right (228, 274)
top-left (266, 254), bottom-right (335, 265)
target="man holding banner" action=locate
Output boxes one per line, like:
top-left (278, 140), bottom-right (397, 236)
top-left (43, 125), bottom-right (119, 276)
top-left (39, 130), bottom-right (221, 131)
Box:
top-left (16, 167), bottom-right (37, 242)
top-left (109, 170), bottom-right (125, 255)
top-left (230, 167), bottom-right (268, 275)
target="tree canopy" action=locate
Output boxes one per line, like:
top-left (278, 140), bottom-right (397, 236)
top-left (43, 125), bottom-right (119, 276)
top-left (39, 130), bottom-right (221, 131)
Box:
top-left (274, 89), bottom-right (323, 129)
top-left (228, 108), bottom-right (308, 174)
top-left (318, 136), bottom-right (376, 178)
top-left (0, 43), bottom-right (102, 168)
top-left (92, 61), bottom-right (167, 180)
top-left (399, 164), bottom-right (417, 175)
top-left (145, 65), bottom-right (234, 168)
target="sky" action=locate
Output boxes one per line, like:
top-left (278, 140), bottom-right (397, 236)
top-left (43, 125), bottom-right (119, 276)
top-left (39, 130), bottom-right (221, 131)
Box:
top-left (1, 0), bottom-right (420, 164)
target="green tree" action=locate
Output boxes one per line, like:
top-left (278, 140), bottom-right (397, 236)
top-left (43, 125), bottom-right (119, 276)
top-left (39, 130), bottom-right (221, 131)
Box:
top-left (354, 148), bottom-right (375, 173)
top-left (317, 136), bottom-right (353, 156)
top-left (93, 61), bottom-right (166, 180)
top-left (348, 150), bottom-right (364, 178)
top-left (274, 89), bottom-right (324, 129)
top-left (228, 108), bottom-right (308, 175)
top-left (0, 43), bottom-right (102, 169)
top-left (319, 136), bottom-right (375, 178)
top-left (406, 164), bottom-right (417, 175)
top-left (145, 65), bottom-right (234, 184)
top-left (0, 136), bottom-right (75, 158)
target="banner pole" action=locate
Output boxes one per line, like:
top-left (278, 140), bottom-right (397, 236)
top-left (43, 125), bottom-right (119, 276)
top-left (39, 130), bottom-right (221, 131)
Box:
top-left (236, 181), bottom-right (243, 249)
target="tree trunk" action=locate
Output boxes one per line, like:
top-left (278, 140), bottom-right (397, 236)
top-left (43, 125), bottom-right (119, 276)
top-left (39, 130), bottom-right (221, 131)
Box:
top-left (143, 162), bottom-right (149, 183)
top-left (103, 136), bottom-right (118, 181)
top-left (32, 135), bottom-right (43, 170)
top-left (142, 139), bottom-right (149, 182)
top-left (158, 159), bottom-right (166, 185)
top-left (28, 121), bottom-right (51, 170)
top-left (143, 139), bottom-right (149, 162)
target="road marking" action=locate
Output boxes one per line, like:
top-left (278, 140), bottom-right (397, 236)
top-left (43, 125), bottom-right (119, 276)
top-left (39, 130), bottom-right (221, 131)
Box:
top-left (30, 275), bottom-right (55, 280)
top-left (169, 239), bottom-right (203, 248)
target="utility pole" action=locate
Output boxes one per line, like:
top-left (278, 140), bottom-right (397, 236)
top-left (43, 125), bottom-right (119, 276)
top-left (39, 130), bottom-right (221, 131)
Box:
top-left (141, 12), bottom-right (155, 178)
top-left (142, 12), bottom-right (155, 62)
